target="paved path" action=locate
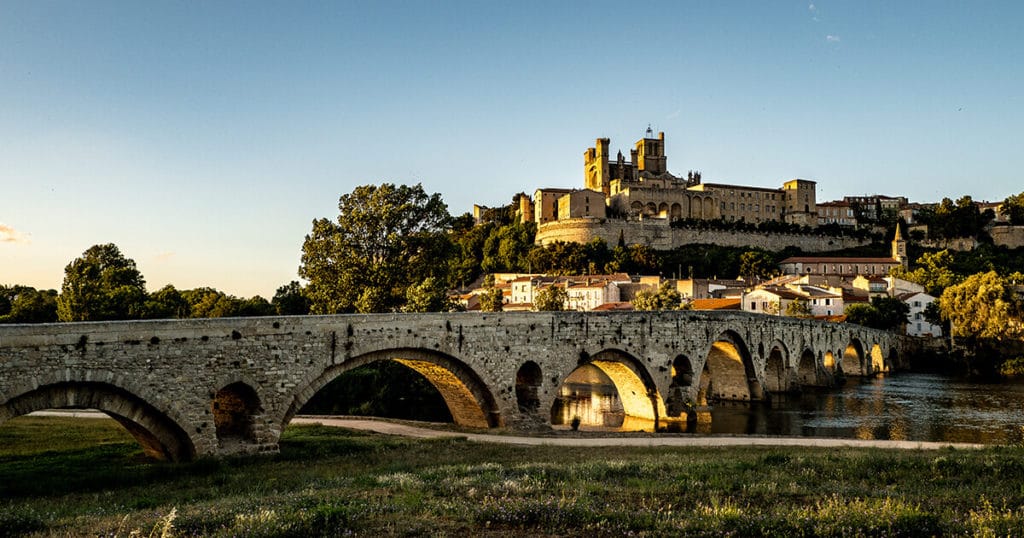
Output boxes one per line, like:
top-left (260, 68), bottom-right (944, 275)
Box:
top-left (291, 416), bottom-right (987, 450)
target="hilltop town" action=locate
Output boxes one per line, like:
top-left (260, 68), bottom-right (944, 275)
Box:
top-left (463, 129), bottom-right (1024, 345)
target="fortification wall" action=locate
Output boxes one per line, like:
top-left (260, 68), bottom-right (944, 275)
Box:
top-left (535, 218), bottom-right (872, 252)
top-left (991, 226), bottom-right (1024, 249)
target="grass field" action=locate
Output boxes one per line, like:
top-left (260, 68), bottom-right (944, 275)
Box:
top-left (2, 416), bottom-right (1024, 536)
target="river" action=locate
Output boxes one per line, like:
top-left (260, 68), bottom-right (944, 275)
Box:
top-left (700, 373), bottom-right (1024, 444)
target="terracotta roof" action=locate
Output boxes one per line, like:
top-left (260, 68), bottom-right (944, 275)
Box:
top-left (691, 298), bottom-right (741, 310)
top-left (781, 256), bottom-right (900, 264)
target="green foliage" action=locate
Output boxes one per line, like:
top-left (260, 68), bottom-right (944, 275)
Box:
top-left (940, 271), bottom-right (1022, 343)
top-left (918, 196), bottom-right (993, 239)
top-left (270, 281), bottom-right (310, 315)
top-left (478, 287), bottom-right (504, 312)
top-left (402, 277), bottom-right (456, 313)
top-left (143, 285), bottom-right (191, 319)
top-left (299, 183), bottom-right (452, 314)
top-left (533, 285), bottom-right (567, 311)
top-left (890, 249), bottom-right (963, 296)
top-left (180, 287), bottom-right (273, 318)
top-left (479, 222), bottom-right (535, 274)
top-left (8, 419), bottom-right (1024, 536)
top-left (843, 297), bottom-right (910, 331)
top-left (57, 244), bottom-right (148, 322)
top-left (633, 281), bottom-right (682, 311)
top-left (1001, 191), bottom-right (1024, 225)
top-left (0, 286), bottom-right (58, 323)
top-left (784, 298), bottom-right (812, 318)
top-left (739, 250), bottom-right (778, 282)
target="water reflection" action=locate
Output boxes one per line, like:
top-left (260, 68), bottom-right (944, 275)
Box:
top-left (556, 373), bottom-right (1024, 445)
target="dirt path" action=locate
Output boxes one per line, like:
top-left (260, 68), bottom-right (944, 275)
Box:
top-left (291, 416), bottom-right (986, 450)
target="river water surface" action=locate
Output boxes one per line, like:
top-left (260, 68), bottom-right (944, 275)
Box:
top-left (703, 373), bottom-right (1024, 444)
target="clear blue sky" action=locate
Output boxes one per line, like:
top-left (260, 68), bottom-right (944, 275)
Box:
top-left (2, 1), bottom-right (1022, 298)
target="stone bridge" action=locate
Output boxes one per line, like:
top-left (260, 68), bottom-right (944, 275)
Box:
top-left (0, 312), bottom-right (903, 460)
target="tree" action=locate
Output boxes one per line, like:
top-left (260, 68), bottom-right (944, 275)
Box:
top-left (478, 287), bottom-right (504, 312)
top-left (0, 286), bottom-right (58, 323)
top-left (403, 277), bottom-right (456, 312)
top-left (784, 298), bottom-right (812, 318)
top-left (891, 250), bottom-right (962, 296)
top-left (533, 285), bottom-right (567, 311)
top-left (633, 281), bottom-right (682, 311)
top-left (57, 244), bottom-right (148, 322)
top-left (144, 285), bottom-right (191, 319)
top-left (272, 281), bottom-right (311, 315)
top-left (940, 271), bottom-right (1022, 343)
top-left (844, 303), bottom-right (877, 328)
top-left (299, 183), bottom-right (452, 314)
top-left (870, 296), bottom-right (911, 331)
top-left (1000, 191), bottom-right (1024, 225)
top-left (739, 250), bottom-right (777, 282)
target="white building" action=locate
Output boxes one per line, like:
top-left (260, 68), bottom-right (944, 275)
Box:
top-left (900, 292), bottom-right (943, 337)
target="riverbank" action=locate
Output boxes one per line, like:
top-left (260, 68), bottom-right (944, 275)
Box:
top-left (2, 416), bottom-right (1023, 536)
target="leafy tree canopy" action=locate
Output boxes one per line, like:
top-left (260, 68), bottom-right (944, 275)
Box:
top-left (299, 183), bottom-right (452, 314)
top-left (784, 298), bottom-right (812, 318)
top-left (272, 281), bottom-right (311, 315)
top-left (57, 244), bottom-right (147, 322)
top-left (939, 271), bottom-right (1022, 342)
top-left (1000, 191), bottom-right (1024, 225)
top-left (533, 285), bottom-right (567, 311)
top-left (0, 285), bottom-right (58, 324)
top-left (633, 281), bottom-right (682, 311)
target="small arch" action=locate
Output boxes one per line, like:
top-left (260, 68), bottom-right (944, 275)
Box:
top-left (671, 355), bottom-right (694, 387)
top-left (630, 201), bottom-right (643, 214)
top-left (658, 202), bottom-right (670, 218)
top-left (670, 203), bottom-right (683, 220)
top-left (703, 197), bottom-right (715, 218)
top-left (797, 349), bottom-right (818, 386)
top-left (644, 202), bottom-right (658, 216)
top-left (212, 382), bottom-right (263, 445)
top-left (286, 348), bottom-right (501, 429)
top-left (515, 361), bottom-right (542, 414)
top-left (823, 351), bottom-right (836, 372)
top-left (886, 347), bottom-right (899, 372)
top-left (690, 197), bottom-right (702, 219)
top-left (0, 382), bottom-right (195, 461)
top-left (870, 344), bottom-right (885, 375)
top-left (843, 339), bottom-right (865, 376)
top-left (763, 344), bottom-right (788, 393)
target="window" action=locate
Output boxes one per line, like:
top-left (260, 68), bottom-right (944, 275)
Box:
top-left (750, 302), bottom-right (756, 310)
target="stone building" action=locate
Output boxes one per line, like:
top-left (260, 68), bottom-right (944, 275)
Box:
top-left (523, 128), bottom-right (818, 227)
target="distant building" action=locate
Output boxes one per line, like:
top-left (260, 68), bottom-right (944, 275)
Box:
top-left (779, 223), bottom-right (907, 276)
top-left (900, 292), bottom-right (942, 337)
top-left (817, 200), bottom-right (858, 227)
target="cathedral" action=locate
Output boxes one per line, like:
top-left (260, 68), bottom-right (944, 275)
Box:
top-left (522, 128), bottom-right (819, 228)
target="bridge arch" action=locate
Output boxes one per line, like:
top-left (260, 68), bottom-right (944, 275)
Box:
top-left (869, 344), bottom-right (886, 374)
top-left (763, 341), bottom-right (789, 393)
top-left (285, 348), bottom-right (501, 429)
top-left (823, 351), bottom-right (836, 372)
top-left (212, 381), bottom-right (264, 448)
top-left (842, 339), bottom-right (866, 376)
top-left (515, 361), bottom-right (543, 414)
top-left (797, 348), bottom-right (818, 386)
top-left (0, 381), bottom-right (196, 461)
top-left (553, 348), bottom-right (666, 428)
top-left (697, 330), bottom-right (761, 403)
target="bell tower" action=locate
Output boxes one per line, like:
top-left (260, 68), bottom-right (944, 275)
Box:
top-left (892, 222), bottom-right (908, 268)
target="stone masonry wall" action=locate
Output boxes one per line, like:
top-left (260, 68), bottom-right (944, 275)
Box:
top-left (0, 312), bottom-right (901, 458)
top-left (536, 218), bottom-right (872, 252)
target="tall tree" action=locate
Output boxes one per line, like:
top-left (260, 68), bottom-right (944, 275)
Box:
top-left (57, 244), bottom-right (148, 322)
top-left (403, 277), bottom-right (456, 313)
top-left (299, 183), bottom-right (452, 313)
top-left (739, 250), bottom-right (777, 282)
top-left (940, 271), bottom-right (1022, 343)
top-left (143, 285), bottom-right (191, 319)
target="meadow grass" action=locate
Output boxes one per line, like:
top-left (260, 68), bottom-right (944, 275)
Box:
top-left (2, 416), bottom-right (1024, 536)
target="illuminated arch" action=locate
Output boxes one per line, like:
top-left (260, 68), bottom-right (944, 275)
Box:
top-left (823, 351), bottom-right (836, 372)
top-left (698, 331), bottom-right (761, 402)
top-left (0, 381), bottom-right (196, 461)
top-left (870, 344), bottom-right (885, 375)
top-left (842, 339), bottom-right (866, 376)
top-left (552, 349), bottom-right (666, 427)
top-left (658, 202), bottom-right (670, 218)
top-left (285, 348), bottom-right (501, 429)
